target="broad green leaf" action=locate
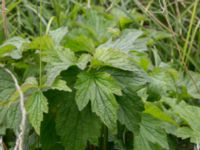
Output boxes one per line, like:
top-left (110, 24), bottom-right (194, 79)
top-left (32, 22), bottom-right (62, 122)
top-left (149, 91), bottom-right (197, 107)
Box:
top-left (0, 68), bottom-right (16, 102)
top-left (56, 92), bottom-right (101, 150)
top-left (0, 37), bottom-right (29, 59)
top-left (0, 103), bottom-right (21, 135)
top-left (110, 69), bottom-right (149, 92)
top-left (175, 127), bottom-right (200, 142)
top-left (75, 71), bottom-right (121, 130)
top-left (80, 10), bottom-right (115, 42)
top-left (29, 35), bottom-right (54, 50)
top-left (49, 27), bottom-right (68, 45)
top-left (26, 91), bottom-right (48, 134)
top-left (92, 48), bottom-right (137, 71)
top-left (51, 79), bottom-right (72, 92)
top-left (0, 76), bottom-right (38, 107)
top-left (65, 35), bottom-right (95, 53)
top-left (129, 51), bottom-right (152, 71)
top-left (182, 71), bottom-right (200, 99)
top-left (76, 54), bottom-right (91, 70)
top-left (134, 114), bottom-right (169, 150)
top-left (41, 115), bottom-right (64, 150)
top-left (147, 67), bottom-right (178, 101)
top-left (172, 101), bottom-right (200, 143)
top-left (144, 102), bottom-right (177, 125)
top-left (42, 48), bottom-right (76, 85)
top-left (117, 90), bottom-right (144, 133)
top-left (98, 29), bottom-right (144, 52)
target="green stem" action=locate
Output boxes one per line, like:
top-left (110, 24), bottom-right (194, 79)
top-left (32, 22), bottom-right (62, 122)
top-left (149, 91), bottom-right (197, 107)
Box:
top-left (182, 0), bottom-right (199, 63)
top-left (51, 0), bottom-right (60, 26)
top-left (39, 0), bottom-right (43, 88)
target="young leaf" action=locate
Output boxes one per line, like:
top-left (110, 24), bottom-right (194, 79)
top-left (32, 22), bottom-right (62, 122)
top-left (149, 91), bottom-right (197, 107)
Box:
top-left (75, 71), bottom-right (121, 130)
top-left (26, 91), bottom-right (48, 134)
top-left (56, 92), bottom-right (101, 150)
top-left (134, 114), bottom-right (169, 150)
top-left (92, 48), bottom-right (137, 71)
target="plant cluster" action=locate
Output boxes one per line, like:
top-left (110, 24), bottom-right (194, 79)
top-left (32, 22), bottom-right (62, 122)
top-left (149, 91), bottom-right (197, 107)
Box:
top-left (0, 1), bottom-right (200, 150)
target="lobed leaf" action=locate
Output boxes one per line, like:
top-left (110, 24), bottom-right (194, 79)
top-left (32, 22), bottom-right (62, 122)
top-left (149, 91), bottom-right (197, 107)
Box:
top-left (75, 71), bottom-right (121, 130)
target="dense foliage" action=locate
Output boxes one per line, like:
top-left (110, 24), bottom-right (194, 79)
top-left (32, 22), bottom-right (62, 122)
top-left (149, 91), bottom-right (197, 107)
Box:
top-left (0, 0), bottom-right (200, 150)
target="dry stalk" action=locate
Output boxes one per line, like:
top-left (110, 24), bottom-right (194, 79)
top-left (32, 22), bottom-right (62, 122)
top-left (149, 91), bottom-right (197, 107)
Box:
top-left (0, 64), bottom-right (26, 150)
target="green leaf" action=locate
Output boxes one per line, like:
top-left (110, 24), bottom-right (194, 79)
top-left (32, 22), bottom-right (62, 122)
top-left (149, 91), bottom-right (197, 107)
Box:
top-left (29, 35), bottom-right (54, 50)
top-left (175, 127), bottom-right (199, 142)
top-left (42, 48), bottom-right (76, 86)
top-left (117, 90), bottom-right (144, 133)
top-left (98, 29), bottom-right (144, 52)
top-left (134, 114), bottom-right (169, 150)
top-left (75, 71), bottom-right (121, 130)
top-left (92, 48), bottom-right (137, 71)
top-left (147, 67), bottom-right (178, 101)
top-left (26, 91), bottom-right (48, 134)
top-left (51, 79), bottom-right (72, 92)
top-left (80, 10), bottom-right (115, 42)
top-left (172, 101), bottom-right (200, 143)
top-left (76, 54), bottom-right (91, 70)
top-left (56, 92), bottom-right (101, 150)
top-left (144, 102), bottom-right (177, 125)
top-left (49, 27), bottom-right (68, 45)
top-left (41, 115), bottom-right (64, 150)
top-left (0, 68), bottom-right (16, 101)
top-left (110, 69), bottom-right (149, 92)
top-left (183, 71), bottom-right (200, 99)
top-left (0, 37), bottom-right (29, 59)
top-left (0, 103), bottom-right (21, 135)
top-left (65, 35), bottom-right (95, 53)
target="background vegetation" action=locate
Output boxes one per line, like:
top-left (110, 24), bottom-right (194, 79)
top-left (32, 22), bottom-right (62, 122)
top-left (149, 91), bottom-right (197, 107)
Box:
top-left (0, 0), bottom-right (200, 150)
